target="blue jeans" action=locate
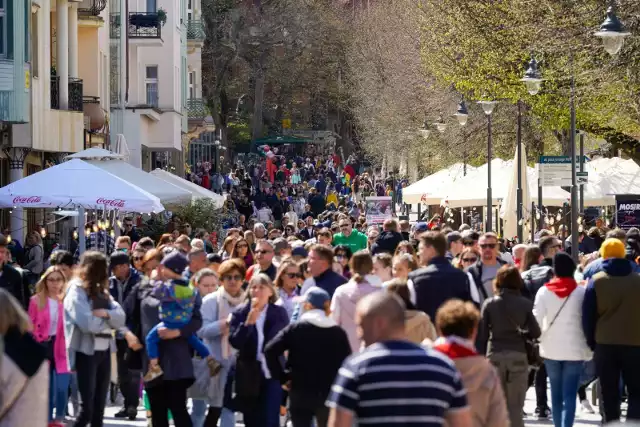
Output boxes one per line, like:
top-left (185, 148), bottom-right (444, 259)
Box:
top-left (146, 321), bottom-right (210, 360)
top-left (190, 399), bottom-right (207, 427)
top-left (544, 359), bottom-right (583, 427)
top-left (48, 368), bottom-right (71, 421)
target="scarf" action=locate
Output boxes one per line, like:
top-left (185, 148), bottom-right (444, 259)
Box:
top-left (433, 336), bottom-right (478, 359)
top-left (545, 277), bottom-right (577, 298)
top-left (217, 287), bottom-right (245, 358)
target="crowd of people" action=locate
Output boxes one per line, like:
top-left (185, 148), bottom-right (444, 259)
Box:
top-left (0, 149), bottom-right (638, 427)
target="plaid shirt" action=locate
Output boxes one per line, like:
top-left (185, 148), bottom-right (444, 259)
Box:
top-left (75, 231), bottom-right (115, 258)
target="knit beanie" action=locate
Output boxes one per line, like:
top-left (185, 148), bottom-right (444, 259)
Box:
top-left (600, 238), bottom-right (626, 259)
top-left (553, 252), bottom-right (576, 278)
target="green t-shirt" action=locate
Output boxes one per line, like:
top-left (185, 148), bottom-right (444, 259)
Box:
top-left (332, 230), bottom-right (368, 253)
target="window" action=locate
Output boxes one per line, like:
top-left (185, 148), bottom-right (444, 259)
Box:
top-left (146, 0), bottom-right (156, 13)
top-left (187, 0), bottom-right (193, 21)
top-left (31, 10), bottom-right (38, 77)
top-left (0, 0), bottom-right (6, 57)
top-left (145, 65), bottom-right (158, 107)
top-left (188, 71), bottom-right (195, 99)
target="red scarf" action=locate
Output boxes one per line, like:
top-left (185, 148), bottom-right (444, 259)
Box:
top-left (433, 337), bottom-right (478, 359)
top-left (545, 277), bottom-right (577, 298)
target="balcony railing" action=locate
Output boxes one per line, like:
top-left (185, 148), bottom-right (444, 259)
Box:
top-left (187, 98), bottom-right (206, 120)
top-left (128, 12), bottom-right (162, 39)
top-left (186, 20), bottom-right (205, 41)
top-left (51, 76), bottom-right (84, 112)
top-left (110, 13), bottom-right (120, 39)
top-left (146, 84), bottom-right (159, 108)
top-left (78, 0), bottom-right (107, 16)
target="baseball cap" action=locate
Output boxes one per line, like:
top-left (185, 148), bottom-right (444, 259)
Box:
top-left (414, 222), bottom-right (428, 233)
top-left (303, 287), bottom-right (330, 310)
top-left (292, 246), bottom-right (308, 258)
top-left (161, 251), bottom-right (189, 275)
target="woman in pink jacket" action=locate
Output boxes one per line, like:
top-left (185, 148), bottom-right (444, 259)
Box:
top-left (27, 265), bottom-right (70, 427)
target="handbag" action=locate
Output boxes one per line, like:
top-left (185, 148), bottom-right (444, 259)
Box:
top-left (234, 357), bottom-right (263, 399)
top-left (501, 292), bottom-right (571, 367)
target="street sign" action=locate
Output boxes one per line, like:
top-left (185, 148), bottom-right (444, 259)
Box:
top-left (538, 156), bottom-right (589, 187)
top-left (576, 171), bottom-right (588, 184)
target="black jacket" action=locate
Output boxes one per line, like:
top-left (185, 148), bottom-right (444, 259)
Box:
top-left (298, 227), bottom-right (315, 241)
top-left (371, 231), bottom-right (404, 255)
top-left (264, 311), bottom-right (351, 403)
top-left (0, 264), bottom-right (29, 309)
top-left (521, 258), bottom-right (554, 300)
top-left (408, 256), bottom-right (472, 320)
top-left (467, 258), bottom-right (508, 301)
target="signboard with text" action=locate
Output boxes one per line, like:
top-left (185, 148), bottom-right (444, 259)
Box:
top-left (365, 196), bottom-right (393, 225)
top-left (538, 156), bottom-right (589, 187)
top-left (615, 195), bottom-right (640, 230)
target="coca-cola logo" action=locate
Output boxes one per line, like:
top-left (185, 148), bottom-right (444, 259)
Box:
top-left (13, 196), bottom-right (41, 204)
top-left (97, 198), bottom-right (125, 208)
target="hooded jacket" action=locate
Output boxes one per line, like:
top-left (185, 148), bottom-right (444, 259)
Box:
top-left (583, 258), bottom-right (640, 349)
top-left (264, 310), bottom-right (351, 403)
top-left (404, 310), bottom-right (437, 345)
top-left (330, 275), bottom-right (381, 352)
top-left (371, 231), bottom-right (404, 255)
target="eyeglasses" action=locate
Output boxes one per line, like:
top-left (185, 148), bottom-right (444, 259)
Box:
top-left (133, 256), bottom-right (144, 262)
top-left (461, 257), bottom-right (478, 263)
top-left (255, 250), bottom-right (273, 255)
top-left (123, 223), bottom-right (133, 228)
top-left (236, 244), bottom-right (248, 249)
top-left (285, 272), bottom-right (302, 279)
top-left (479, 243), bottom-right (497, 249)
top-left (339, 224), bottom-right (349, 229)
top-left (222, 274), bottom-right (243, 282)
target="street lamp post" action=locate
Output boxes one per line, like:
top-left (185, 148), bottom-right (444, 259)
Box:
top-left (478, 101), bottom-right (497, 232)
top-left (516, 100), bottom-right (523, 242)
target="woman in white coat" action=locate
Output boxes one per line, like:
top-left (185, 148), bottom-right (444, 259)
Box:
top-left (533, 252), bottom-right (591, 427)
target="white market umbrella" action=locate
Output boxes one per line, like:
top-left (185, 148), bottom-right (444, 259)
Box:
top-left (580, 157), bottom-right (640, 206)
top-left (150, 168), bottom-right (225, 209)
top-left (500, 144), bottom-right (532, 240)
top-left (84, 159), bottom-right (192, 206)
top-left (403, 163), bottom-right (475, 205)
top-left (0, 159), bottom-right (164, 213)
top-left (65, 147), bottom-right (124, 160)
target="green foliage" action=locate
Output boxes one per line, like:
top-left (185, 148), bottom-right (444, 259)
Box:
top-left (228, 120), bottom-right (251, 146)
top-left (173, 199), bottom-right (223, 235)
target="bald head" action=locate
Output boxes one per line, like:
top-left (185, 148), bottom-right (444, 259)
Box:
top-left (356, 292), bottom-right (406, 347)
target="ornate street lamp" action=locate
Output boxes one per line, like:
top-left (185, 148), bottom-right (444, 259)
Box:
top-left (420, 120), bottom-right (431, 139)
top-left (434, 114), bottom-right (447, 133)
top-left (595, 5), bottom-right (630, 56)
top-left (521, 55), bottom-right (543, 95)
top-left (477, 100), bottom-right (497, 115)
top-left (454, 99), bottom-right (469, 126)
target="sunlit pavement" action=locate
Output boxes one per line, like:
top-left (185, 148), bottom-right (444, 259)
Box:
top-left (99, 385), bottom-right (610, 426)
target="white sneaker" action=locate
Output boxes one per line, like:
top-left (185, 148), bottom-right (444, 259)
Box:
top-left (581, 399), bottom-right (595, 414)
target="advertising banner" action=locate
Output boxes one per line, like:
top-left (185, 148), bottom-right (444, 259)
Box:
top-left (615, 195), bottom-right (640, 230)
top-left (365, 196), bottom-right (393, 225)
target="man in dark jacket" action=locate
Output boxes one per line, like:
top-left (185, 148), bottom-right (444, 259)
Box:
top-left (0, 234), bottom-right (29, 308)
top-left (583, 238), bottom-right (640, 423)
top-left (407, 231), bottom-right (472, 321)
top-left (109, 251), bottom-right (142, 420)
top-left (371, 219), bottom-right (403, 255)
top-left (309, 189), bottom-right (326, 218)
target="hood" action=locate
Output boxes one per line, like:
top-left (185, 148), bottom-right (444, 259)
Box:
top-left (170, 277), bottom-right (190, 287)
top-left (602, 258), bottom-right (633, 276)
top-left (300, 309), bottom-right (337, 328)
top-left (378, 231), bottom-right (403, 241)
top-left (451, 356), bottom-right (499, 393)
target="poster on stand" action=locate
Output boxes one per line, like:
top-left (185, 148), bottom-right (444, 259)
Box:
top-left (365, 196), bottom-right (393, 225)
top-left (615, 195), bottom-right (640, 230)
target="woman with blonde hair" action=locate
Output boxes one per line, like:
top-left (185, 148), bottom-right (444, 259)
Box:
top-left (385, 278), bottom-right (437, 345)
top-left (64, 251), bottom-right (126, 427)
top-left (330, 250), bottom-right (382, 352)
top-left (28, 266), bottom-right (71, 426)
top-left (0, 288), bottom-right (49, 427)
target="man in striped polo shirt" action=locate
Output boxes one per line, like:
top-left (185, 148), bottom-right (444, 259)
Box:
top-left (326, 292), bottom-right (472, 427)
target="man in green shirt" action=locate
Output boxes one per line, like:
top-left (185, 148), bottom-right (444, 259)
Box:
top-left (332, 218), bottom-right (368, 252)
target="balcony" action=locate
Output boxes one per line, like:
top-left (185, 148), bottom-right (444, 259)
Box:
top-left (187, 20), bottom-right (205, 48)
top-left (51, 76), bottom-right (84, 112)
top-left (110, 13), bottom-right (120, 39)
top-left (146, 85), bottom-right (159, 108)
top-left (78, 0), bottom-right (107, 16)
top-left (129, 12), bottom-right (162, 39)
top-left (187, 98), bottom-right (206, 121)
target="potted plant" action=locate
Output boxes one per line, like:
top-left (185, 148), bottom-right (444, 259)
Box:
top-left (156, 7), bottom-right (167, 26)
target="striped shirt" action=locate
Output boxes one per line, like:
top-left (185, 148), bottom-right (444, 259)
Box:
top-left (326, 340), bottom-right (468, 425)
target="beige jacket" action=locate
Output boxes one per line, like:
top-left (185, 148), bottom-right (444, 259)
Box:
top-left (452, 356), bottom-right (509, 427)
top-left (405, 310), bottom-right (437, 345)
top-left (0, 353), bottom-right (48, 427)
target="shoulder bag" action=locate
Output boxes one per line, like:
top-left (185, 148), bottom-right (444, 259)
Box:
top-left (500, 292), bottom-right (571, 367)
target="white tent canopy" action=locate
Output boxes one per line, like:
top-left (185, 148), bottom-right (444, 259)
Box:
top-left (579, 157), bottom-right (640, 206)
top-left (403, 163), bottom-right (475, 205)
top-left (0, 159), bottom-right (163, 213)
top-left (150, 168), bottom-right (225, 209)
top-left (441, 159), bottom-right (570, 208)
top-left (84, 159), bottom-right (192, 206)
top-left (65, 147), bottom-right (124, 160)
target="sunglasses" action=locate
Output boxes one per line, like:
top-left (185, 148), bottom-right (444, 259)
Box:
top-left (285, 272), bottom-right (302, 279)
top-left (480, 243), bottom-right (497, 249)
top-left (222, 274), bottom-right (243, 282)
top-left (133, 256), bottom-right (144, 262)
top-left (461, 257), bottom-right (478, 263)
top-left (255, 250), bottom-right (273, 255)
top-left (236, 244), bottom-right (248, 248)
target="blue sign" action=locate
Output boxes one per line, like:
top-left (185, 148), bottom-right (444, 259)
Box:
top-left (539, 156), bottom-right (590, 164)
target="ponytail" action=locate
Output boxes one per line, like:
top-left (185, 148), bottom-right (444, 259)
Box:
top-left (352, 273), bottom-right (366, 284)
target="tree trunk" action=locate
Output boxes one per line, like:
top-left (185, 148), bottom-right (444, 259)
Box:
top-left (251, 56), bottom-right (266, 142)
